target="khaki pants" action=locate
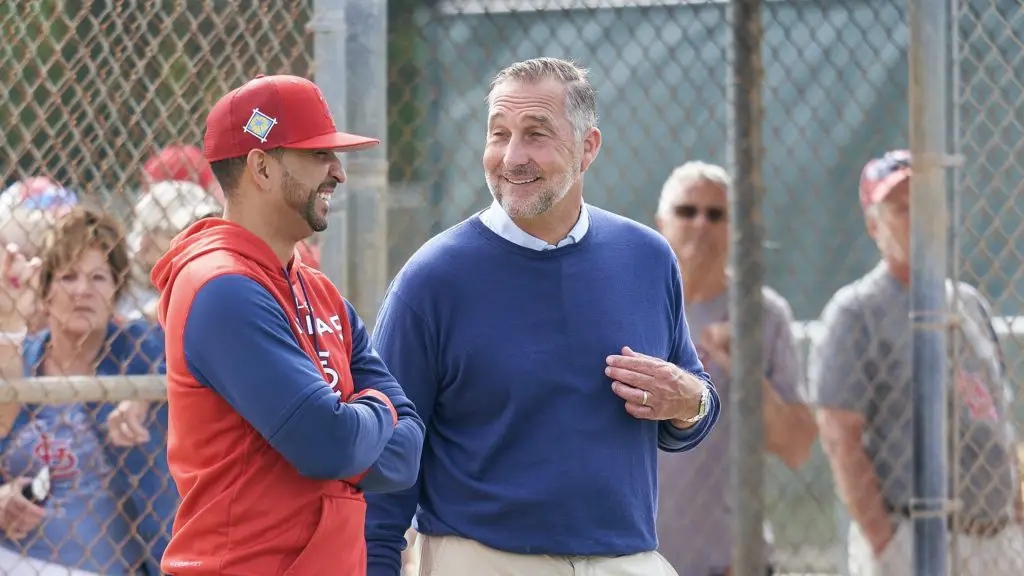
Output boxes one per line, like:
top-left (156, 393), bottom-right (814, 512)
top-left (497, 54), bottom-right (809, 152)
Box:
top-left (416, 534), bottom-right (678, 576)
top-left (849, 518), bottom-right (1024, 576)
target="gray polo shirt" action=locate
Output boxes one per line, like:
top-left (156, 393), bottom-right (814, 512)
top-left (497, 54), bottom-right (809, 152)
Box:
top-left (810, 262), bottom-right (1017, 523)
top-left (657, 286), bottom-right (805, 575)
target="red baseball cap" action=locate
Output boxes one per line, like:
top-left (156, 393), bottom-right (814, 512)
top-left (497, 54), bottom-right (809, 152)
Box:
top-left (203, 74), bottom-right (379, 163)
top-left (143, 145), bottom-right (216, 190)
top-left (859, 149), bottom-right (911, 209)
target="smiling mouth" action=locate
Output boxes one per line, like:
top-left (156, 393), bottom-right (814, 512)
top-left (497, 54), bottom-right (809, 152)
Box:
top-left (503, 176), bottom-right (539, 185)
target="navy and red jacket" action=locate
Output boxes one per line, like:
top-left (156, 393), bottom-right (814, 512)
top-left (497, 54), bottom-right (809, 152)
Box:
top-left (152, 218), bottom-right (424, 576)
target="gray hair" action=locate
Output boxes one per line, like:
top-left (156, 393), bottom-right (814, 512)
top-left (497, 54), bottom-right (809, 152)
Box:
top-left (656, 161), bottom-right (732, 217)
top-left (487, 57), bottom-right (599, 141)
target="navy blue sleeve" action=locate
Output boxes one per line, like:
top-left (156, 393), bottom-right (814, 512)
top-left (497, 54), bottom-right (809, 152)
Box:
top-left (183, 275), bottom-right (395, 480)
top-left (659, 257), bottom-right (721, 453)
top-left (345, 299), bottom-right (425, 493)
top-left (365, 289), bottom-right (439, 576)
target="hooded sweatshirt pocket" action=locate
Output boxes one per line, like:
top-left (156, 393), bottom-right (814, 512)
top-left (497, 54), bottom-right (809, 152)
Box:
top-left (284, 494), bottom-right (367, 576)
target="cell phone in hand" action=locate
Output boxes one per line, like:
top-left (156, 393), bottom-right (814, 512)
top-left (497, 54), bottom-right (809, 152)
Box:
top-left (21, 466), bottom-right (50, 506)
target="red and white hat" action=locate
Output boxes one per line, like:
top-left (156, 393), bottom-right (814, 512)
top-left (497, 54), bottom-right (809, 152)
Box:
top-left (203, 74), bottom-right (379, 163)
top-left (859, 149), bottom-right (911, 209)
top-left (143, 145), bottom-right (216, 190)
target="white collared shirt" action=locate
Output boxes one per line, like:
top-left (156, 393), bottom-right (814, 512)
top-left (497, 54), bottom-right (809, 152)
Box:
top-left (478, 199), bottom-right (590, 250)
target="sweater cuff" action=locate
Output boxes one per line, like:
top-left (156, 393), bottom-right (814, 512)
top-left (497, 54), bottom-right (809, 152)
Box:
top-left (366, 561), bottom-right (401, 576)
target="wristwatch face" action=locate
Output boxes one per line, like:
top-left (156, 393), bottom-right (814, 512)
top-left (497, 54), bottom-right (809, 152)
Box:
top-left (684, 384), bottom-right (710, 423)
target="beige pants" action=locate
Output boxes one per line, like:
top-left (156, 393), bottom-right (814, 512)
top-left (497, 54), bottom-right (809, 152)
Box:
top-left (416, 534), bottom-right (678, 576)
top-left (849, 518), bottom-right (1024, 576)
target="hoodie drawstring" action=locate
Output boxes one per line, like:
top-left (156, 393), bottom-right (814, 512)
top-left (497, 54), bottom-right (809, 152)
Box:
top-left (285, 269), bottom-right (322, 361)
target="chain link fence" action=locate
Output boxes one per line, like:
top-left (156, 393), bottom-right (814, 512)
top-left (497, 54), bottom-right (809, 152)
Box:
top-left (947, 0), bottom-right (1024, 574)
top-left (0, 0), bottom-right (1022, 574)
top-left (0, 1), bottom-right (312, 573)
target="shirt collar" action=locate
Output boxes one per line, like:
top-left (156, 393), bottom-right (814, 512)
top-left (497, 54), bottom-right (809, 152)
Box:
top-left (479, 199), bottom-right (590, 251)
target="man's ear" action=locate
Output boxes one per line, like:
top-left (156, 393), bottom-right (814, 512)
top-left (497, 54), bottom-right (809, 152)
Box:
top-left (654, 213), bottom-right (665, 233)
top-left (580, 127), bottom-right (602, 173)
top-left (245, 150), bottom-right (277, 192)
top-left (864, 208), bottom-right (880, 241)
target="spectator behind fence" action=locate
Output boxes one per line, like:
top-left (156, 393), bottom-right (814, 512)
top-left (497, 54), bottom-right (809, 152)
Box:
top-left (121, 180), bottom-right (222, 323)
top-left (142, 143), bottom-right (323, 271)
top-left (653, 161), bottom-right (817, 576)
top-left (142, 144), bottom-right (223, 204)
top-left (0, 206), bottom-right (176, 576)
top-left (365, 57), bottom-right (719, 576)
top-left (812, 150), bottom-right (1024, 576)
top-left (0, 177), bottom-right (80, 333)
top-left (154, 74), bottom-right (423, 576)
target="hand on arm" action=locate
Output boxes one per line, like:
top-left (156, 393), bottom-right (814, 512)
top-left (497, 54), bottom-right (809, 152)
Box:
top-left (345, 299), bottom-right (425, 493)
top-left (183, 275), bottom-right (396, 480)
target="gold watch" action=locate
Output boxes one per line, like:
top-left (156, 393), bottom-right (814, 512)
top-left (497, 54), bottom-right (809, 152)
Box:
top-left (680, 383), bottom-right (711, 424)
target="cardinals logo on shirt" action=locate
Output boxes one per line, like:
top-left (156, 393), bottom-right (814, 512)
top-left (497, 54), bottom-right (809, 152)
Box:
top-left (955, 370), bottom-right (998, 421)
top-left (33, 435), bottom-right (79, 481)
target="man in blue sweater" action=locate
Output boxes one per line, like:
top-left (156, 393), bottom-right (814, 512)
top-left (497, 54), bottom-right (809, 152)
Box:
top-left (365, 57), bottom-right (721, 576)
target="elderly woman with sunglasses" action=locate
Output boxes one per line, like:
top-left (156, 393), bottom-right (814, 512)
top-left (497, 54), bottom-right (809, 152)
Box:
top-left (0, 206), bottom-right (176, 576)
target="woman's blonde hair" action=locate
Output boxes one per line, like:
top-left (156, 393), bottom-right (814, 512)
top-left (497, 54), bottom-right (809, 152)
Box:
top-left (38, 206), bottom-right (130, 304)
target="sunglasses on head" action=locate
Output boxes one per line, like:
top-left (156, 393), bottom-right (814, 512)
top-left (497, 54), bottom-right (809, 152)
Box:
top-left (674, 204), bottom-right (727, 223)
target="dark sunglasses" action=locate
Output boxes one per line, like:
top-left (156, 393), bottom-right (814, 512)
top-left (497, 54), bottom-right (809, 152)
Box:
top-left (674, 204), bottom-right (727, 223)
top-left (865, 150), bottom-right (911, 181)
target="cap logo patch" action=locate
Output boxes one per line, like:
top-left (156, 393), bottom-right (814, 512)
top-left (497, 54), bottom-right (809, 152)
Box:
top-left (243, 108), bottom-right (278, 143)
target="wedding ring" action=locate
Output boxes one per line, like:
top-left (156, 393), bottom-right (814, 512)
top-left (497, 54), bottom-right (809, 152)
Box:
top-left (642, 390), bottom-right (649, 406)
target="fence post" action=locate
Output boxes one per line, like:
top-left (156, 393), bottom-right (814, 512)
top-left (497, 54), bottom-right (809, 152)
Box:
top-left (311, 0), bottom-right (350, 295)
top-left (344, 0), bottom-right (390, 327)
top-left (727, 1), bottom-right (765, 575)
top-left (907, 0), bottom-right (951, 574)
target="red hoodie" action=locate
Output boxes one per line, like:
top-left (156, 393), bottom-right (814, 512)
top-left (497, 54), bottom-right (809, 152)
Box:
top-left (151, 219), bottom-right (423, 576)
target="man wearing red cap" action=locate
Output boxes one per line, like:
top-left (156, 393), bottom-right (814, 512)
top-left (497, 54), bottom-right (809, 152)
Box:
top-left (142, 143), bottom-right (326, 269)
top-left (812, 150), bottom-right (1024, 576)
top-left (152, 74), bottom-right (424, 576)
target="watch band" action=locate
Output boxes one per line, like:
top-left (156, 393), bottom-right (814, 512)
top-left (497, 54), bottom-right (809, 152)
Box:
top-left (681, 382), bottom-right (710, 424)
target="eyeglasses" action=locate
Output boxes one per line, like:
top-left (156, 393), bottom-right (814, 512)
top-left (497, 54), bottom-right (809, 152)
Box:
top-left (673, 204), bottom-right (727, 223)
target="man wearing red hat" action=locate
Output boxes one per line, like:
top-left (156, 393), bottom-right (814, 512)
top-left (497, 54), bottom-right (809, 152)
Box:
top-left (142, 143), bottom-right (326, 270)
top-left (812, 150), bottom-right (1024, 576)
top-left (152, 74), bottom-right (424, 576)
